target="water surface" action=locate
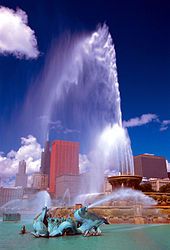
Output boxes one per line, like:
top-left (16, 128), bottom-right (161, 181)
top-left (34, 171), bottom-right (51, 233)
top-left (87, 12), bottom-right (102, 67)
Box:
top-left (0, 219), bottom-right (169, 250)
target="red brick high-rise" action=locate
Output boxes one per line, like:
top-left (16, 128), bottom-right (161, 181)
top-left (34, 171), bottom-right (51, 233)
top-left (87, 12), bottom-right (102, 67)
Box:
top-left (49, 140), bottom-right (79, 194)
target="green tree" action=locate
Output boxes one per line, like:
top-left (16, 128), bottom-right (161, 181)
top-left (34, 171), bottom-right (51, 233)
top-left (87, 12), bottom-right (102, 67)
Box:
top-left (139, 183), bottom-right (153, 192)
top-left (159, 183), bottom-right (170, 193)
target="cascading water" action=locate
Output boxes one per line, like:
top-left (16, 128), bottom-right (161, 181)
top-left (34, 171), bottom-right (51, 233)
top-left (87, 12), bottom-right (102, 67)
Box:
top-left (76, 25), bottom-right (134, 193)
top-left (36, 24), bottom-right (134, 194)
top-left (62, 188), bottom-right (71, 207)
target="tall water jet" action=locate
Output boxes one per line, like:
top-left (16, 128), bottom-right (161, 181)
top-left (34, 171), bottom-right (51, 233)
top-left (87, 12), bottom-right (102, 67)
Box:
top-left (76, 25), bottom-right (135, 193)
top-left (29, 24), bottom-right (135, 195)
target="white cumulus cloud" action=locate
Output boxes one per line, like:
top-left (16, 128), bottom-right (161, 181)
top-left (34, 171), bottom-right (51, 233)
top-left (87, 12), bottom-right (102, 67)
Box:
top-left (160, 120), bottom-right (170, 131)
top-left (79, 154), bottom-right (92, 174)
top-left (0, 6), bottom-right (39, 59)
top-left (0, 135), bottom-right (42, 186)
top-left (123, 113), bottom-right (170, 132)
top-left (123, 113), bottom-right (158, 128)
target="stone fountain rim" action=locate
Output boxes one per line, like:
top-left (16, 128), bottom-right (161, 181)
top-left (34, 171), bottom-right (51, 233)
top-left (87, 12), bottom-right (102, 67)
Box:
top-left (107, 175), bottom-right (142, 180)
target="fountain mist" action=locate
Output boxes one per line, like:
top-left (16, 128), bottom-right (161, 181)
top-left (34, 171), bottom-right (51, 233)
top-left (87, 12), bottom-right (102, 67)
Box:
top-left (0, 191), bottom-right (51, 214)
top-left (88, 188), bottom-right (156, 208)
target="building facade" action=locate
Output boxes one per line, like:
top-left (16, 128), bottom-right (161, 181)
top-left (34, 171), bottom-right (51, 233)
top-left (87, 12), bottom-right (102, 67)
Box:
top-left (55, 175), bottom-right (80, 199)
top-left (32, 172), bottom-right (48, 190)
top-left (149, 178), bottom-right (170, 192)
top-left (134, 154), bottom-right (168, 179)
top-left (49, 140), bottom-right (79, 194)
top-left (15, 160), bottom-right (28, 188)
top-left (0, 187), bottom-right (24, 207)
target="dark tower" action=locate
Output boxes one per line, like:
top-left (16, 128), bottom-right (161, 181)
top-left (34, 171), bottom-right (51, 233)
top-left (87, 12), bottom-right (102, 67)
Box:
top-left (40, 141), bottom-right (51, 186)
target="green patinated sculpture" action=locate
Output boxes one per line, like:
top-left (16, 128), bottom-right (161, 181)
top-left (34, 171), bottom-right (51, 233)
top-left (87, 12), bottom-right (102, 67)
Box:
top-left (74, 206), bottom-right (109, 235)
top-left (32, 206), bottom-right (109, 237)
top-left (32, 206), bottom-right (49, 237)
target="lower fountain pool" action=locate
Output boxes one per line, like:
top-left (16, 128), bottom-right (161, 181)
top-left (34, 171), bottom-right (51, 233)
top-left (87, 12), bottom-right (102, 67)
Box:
top-left (0, 217), bottom-right (170, 250)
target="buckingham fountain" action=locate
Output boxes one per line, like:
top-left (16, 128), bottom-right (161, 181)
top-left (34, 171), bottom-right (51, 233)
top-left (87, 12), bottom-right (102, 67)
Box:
top-left (32, 24), bottom-right (160, 236)
top-left (1, 25), bottom-right (161, 237)
top-left (32, 24), bottom-right (162, 237)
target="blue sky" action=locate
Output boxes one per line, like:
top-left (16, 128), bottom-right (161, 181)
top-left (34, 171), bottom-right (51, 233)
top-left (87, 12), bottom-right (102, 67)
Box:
top-left (0, 0), bottom-right (170, 162)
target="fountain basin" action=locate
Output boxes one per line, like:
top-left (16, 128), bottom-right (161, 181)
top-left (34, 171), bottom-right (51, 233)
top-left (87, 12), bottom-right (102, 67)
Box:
top-left (108, 175), bottom-right (142, 190)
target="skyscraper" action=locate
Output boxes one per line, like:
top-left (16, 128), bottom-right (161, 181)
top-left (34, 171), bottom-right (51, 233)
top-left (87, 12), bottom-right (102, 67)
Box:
top-left (15, 160), bottom-right (28, 188)
top-left (40, 141), bottom-right (51, 184)
top-left (49, 140), bottom-right (79, 194)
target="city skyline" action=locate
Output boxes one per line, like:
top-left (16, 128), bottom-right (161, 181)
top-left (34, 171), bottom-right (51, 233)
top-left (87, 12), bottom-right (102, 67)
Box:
top-left (0, 0), bottom-right (170, 185)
